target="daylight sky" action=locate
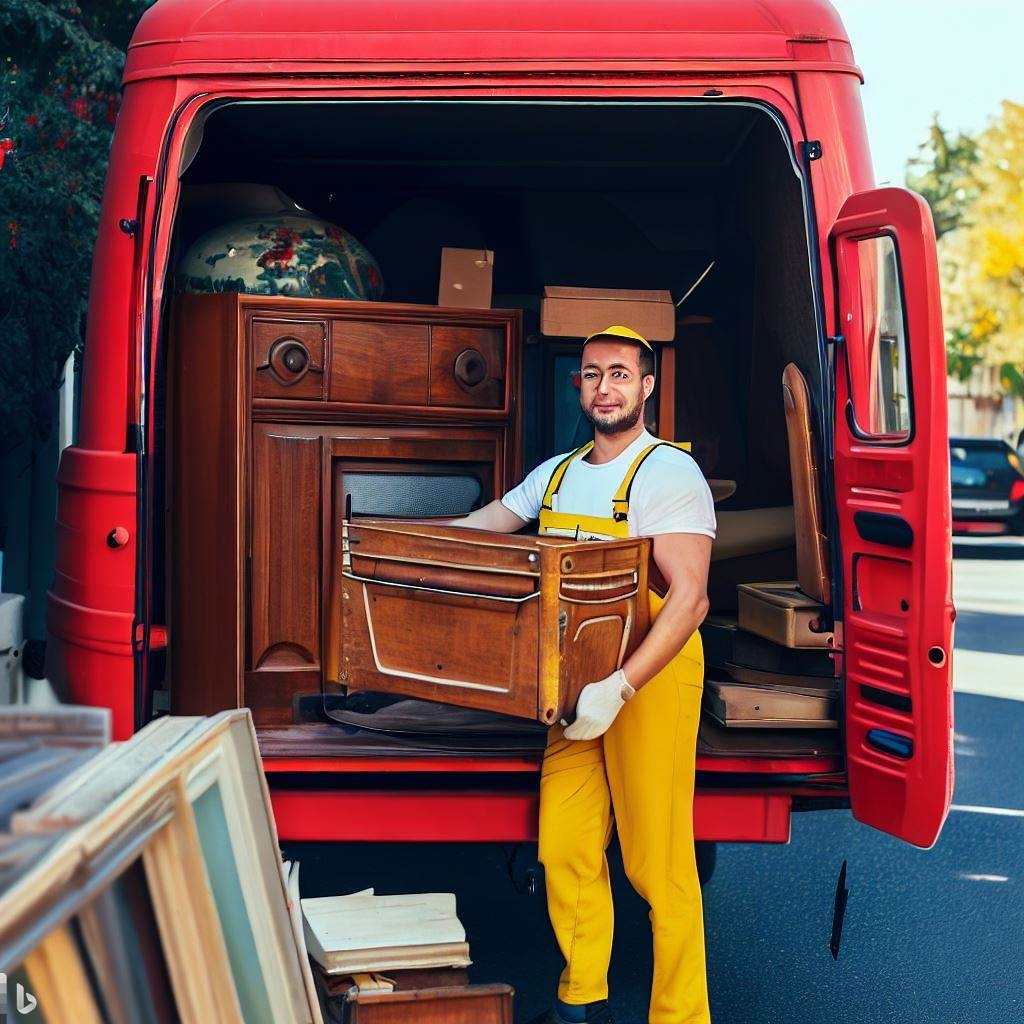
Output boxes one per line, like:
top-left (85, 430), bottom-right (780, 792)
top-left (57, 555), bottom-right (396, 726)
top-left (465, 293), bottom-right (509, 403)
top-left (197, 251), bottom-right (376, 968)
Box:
top-left (834, 1), bottom-right (1024, 185)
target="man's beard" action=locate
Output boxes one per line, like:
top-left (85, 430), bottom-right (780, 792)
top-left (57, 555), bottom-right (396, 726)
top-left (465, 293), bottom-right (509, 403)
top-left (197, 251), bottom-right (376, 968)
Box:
top-left (582, 392), bottom-right (644, 436)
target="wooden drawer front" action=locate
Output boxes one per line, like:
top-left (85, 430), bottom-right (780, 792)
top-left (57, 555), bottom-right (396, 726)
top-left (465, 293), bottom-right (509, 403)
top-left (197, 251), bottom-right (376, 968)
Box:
top-left (252, 319), bottom-right (326, 399)
top-left (430, 325), bottom-right (506, 409)
top-left (330, 321), bottom-right (429, 405)
top-left (347, 984), bottom-right (514, 1023)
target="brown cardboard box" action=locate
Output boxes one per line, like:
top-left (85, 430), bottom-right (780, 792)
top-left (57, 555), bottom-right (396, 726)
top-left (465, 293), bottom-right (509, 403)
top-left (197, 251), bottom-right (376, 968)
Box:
top-left (438, 248), bottom-right (494, 308)
top-left (540, 286), bottom-right (675, 341)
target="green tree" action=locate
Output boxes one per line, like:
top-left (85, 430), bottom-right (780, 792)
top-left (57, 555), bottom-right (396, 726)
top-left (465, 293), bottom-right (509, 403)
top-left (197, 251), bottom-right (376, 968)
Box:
top-left (906, 115), bottom-right (979, 242)
top-left (906, 115), bottom-right (986, 382)
top-left (937, 102), bottom-right (1024, 399)
top-left (0, 0), bottom-right (153, 455)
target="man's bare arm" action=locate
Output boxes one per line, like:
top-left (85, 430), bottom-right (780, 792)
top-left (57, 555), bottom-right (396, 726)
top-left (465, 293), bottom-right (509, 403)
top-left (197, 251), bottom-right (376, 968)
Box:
top-left (445, 499), bottom-right (529, 534)
top-left (620, 532), bottom-right (712, 691)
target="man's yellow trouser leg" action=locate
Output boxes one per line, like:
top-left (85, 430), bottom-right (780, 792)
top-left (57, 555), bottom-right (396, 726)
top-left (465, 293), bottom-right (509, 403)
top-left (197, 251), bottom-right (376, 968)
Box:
top-left (538, 596), bottom-right (710, 1024)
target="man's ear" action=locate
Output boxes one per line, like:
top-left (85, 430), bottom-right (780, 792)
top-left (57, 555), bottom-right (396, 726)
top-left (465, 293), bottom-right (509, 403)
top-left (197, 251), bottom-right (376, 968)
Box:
top-left (642, 374), bottom-right (656, 401)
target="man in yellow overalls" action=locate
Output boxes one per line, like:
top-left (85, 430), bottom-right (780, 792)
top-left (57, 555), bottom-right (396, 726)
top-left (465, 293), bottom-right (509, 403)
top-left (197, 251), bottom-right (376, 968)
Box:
top-left (452, 326), bottom-right (715, 1024)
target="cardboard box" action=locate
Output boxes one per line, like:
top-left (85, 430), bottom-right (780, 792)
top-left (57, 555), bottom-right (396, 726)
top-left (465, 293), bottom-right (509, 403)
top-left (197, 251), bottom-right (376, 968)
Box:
top-left (438, 248), bottom-right (494, 309)
top-left (541, 286), bottom-right (675, 342)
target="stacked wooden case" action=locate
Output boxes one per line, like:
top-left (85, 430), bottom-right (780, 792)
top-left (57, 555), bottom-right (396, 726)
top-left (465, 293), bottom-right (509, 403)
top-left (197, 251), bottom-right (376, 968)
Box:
top-left (697, 363), bottom-right (839, 756)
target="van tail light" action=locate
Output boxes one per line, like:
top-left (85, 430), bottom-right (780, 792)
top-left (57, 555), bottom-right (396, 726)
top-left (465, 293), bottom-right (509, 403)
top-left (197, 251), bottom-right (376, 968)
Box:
top-left (1010, 480), bottom-right (1024, 504)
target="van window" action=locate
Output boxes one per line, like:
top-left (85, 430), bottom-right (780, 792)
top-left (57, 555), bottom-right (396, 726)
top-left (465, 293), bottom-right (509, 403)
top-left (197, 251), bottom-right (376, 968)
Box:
top-left (849, 234), bottom-right (912, 441)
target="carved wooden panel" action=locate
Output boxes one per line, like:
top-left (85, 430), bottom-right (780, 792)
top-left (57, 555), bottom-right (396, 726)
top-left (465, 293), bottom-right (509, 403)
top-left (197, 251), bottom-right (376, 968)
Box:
top-left (330, 321), bottom-right (429, 405)
top-left (252, 318), bottom-right (326, 400)
top-left (250, 427), bottom-right (323, 674)
top-left (429, 325), bottom-right (506, 409)
top-left (170, 294), bottom-right (246, 715)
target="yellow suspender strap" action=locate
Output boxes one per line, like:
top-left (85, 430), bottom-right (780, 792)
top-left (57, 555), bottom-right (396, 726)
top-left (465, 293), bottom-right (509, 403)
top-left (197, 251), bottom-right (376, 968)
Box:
top-left (611, 441), bottom-right (691, 522)
top-left (540, 442), bottom-right (594, 512)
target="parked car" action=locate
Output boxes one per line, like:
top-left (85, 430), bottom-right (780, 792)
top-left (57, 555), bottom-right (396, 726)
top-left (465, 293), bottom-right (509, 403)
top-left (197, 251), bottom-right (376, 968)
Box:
top-left (950, 437), bottom-right (1024, 534)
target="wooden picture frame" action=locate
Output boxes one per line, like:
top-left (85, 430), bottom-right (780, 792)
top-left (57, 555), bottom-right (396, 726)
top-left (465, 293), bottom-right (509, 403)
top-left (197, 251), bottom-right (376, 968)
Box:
top-left (1, 712), bottom-right (318, 1024)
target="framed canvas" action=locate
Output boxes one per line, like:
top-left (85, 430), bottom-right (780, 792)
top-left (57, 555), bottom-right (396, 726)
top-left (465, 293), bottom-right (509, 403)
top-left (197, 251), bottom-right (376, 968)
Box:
top-left (1, 711), bottom-right (317, 1024)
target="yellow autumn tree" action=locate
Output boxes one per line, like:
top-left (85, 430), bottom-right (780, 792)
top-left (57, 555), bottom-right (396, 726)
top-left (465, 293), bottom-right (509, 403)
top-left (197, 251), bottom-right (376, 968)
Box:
top-left (938, 100), bottom-right (1024, 397)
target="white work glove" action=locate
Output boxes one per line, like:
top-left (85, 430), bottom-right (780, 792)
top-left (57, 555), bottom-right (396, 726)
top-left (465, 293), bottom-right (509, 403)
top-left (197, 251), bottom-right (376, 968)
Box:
top-left (563, 669), bottom-right (636, 741)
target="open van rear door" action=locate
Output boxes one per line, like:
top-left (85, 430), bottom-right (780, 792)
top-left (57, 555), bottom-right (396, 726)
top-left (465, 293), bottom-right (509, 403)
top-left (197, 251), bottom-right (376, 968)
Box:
top-left (830, 187), bottom-right (955, 849)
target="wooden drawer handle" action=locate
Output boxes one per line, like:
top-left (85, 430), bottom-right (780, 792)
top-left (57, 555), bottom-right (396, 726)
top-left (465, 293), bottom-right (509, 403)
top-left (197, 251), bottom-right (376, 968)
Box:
top-left (341, 570), bottom-right (539, 604)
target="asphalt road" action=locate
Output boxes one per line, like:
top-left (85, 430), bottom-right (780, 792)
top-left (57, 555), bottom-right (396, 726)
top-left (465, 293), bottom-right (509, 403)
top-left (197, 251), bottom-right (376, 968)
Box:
top-left (287, 537), bottom-right (1024, 1024)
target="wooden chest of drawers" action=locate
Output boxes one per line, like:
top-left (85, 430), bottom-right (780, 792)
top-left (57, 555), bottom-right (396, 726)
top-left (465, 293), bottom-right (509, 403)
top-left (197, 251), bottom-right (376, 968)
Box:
top-left (169, 294), bottom-right (522, 724)
top-left (339, 520), bottom-right (651, 724)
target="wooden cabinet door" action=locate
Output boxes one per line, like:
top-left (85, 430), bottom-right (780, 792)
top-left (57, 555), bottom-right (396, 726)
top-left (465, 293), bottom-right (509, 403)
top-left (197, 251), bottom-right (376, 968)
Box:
top-left (248, 425), bottom-right (325, 724)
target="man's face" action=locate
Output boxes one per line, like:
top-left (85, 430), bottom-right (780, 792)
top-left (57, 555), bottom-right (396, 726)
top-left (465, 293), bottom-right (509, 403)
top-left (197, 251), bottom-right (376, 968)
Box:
top-left (579, 339), bottom-right (654, 436)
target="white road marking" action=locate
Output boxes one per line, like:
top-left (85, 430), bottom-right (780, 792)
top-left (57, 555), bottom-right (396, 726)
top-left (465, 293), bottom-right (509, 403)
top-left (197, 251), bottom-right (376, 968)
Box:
top-left (958, 873), bottom-right (1009, 882)
top-left (952, 649), bottom-right (1023, 700)
top-left (951, 804), bottom-right (1024, 818)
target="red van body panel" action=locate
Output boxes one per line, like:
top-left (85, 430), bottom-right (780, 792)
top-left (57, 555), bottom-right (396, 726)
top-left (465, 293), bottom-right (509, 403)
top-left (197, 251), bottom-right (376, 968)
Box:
top-left (123, 0), bottom-right (859, 81)
top-left (48, 0), bottom-right (953, 847)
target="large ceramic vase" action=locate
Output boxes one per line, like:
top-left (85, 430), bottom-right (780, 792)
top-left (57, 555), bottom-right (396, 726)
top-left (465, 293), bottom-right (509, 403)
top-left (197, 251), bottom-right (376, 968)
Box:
top-left (176, 197), bottom-right (383, 301)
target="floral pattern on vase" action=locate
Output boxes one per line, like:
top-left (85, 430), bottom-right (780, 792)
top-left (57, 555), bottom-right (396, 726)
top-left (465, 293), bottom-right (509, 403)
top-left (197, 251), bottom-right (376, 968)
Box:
top-left (176, 213), bottom-right (383, 301)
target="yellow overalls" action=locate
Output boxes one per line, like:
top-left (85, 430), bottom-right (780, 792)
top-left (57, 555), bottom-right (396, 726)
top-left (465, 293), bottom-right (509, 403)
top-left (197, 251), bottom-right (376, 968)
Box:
top-left (537, 441), bottom-right (711, 1024)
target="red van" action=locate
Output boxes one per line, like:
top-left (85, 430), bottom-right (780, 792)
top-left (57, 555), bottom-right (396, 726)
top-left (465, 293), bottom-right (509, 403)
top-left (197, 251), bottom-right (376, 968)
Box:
top-left (47, 0), bottom-right (955, 858)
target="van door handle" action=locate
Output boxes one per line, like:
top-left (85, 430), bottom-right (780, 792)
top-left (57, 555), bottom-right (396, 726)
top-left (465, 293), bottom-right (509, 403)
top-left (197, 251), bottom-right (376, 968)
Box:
top-left (853, 510), bottom-right (914, 548)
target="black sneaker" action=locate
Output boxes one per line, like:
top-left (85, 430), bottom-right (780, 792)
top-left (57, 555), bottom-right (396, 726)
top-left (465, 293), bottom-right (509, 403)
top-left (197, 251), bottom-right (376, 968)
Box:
top-left (524, 1003), bottom-right (615, 1024)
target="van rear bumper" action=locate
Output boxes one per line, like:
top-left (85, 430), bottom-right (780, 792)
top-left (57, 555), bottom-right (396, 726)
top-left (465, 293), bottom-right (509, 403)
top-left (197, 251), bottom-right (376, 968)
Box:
top-left (268, 786), bottom-right (799, 843)
top-left (265, 751), bottom-right (847, 843)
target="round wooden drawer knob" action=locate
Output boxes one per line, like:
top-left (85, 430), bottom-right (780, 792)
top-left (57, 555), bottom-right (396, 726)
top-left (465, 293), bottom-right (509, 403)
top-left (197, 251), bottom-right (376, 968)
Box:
top-left (454, 348), bottom-right (487, 389)
top-left (266, 337), bottom-right (321, 385)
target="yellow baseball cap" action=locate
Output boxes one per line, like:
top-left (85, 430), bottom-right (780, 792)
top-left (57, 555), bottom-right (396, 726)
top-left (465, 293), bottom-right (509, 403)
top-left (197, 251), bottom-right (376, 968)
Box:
top-left (583, 324), bottom-right (653, 351)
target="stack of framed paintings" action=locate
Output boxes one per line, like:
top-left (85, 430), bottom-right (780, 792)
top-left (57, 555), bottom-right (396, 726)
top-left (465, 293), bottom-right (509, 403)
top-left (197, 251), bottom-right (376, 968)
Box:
top-left (0, 710), bottom-right (318, 1023)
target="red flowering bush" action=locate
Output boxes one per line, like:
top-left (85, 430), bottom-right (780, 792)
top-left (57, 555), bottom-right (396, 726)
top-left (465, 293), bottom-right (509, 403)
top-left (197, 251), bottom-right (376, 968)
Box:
top-left (0, 0), bottom-right (152, 453)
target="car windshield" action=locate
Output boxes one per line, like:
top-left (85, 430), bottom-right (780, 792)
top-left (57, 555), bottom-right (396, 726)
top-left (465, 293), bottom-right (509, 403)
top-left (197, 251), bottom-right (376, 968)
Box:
top-left (951, 464), bottom-right (986, 486)
top-left (949, 444), bottom-right (1017, 472)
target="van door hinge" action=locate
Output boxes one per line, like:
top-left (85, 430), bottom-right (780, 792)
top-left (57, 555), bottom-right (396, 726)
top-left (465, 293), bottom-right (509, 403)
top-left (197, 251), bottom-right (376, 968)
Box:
top-left (801, 140), bottom-right (823, 161)
top-left (126, 422), bottom-right (144, 453)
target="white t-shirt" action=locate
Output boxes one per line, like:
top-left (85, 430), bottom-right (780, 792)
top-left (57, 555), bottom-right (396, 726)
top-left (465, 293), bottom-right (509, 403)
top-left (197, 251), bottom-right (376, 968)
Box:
top-left (501, 430), bottom-right (717, 540)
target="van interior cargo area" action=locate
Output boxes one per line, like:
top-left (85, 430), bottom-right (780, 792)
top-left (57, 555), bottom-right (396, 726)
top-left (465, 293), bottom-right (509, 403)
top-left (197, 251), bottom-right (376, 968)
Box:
top-left (160, 99), bottom-right (840, 769)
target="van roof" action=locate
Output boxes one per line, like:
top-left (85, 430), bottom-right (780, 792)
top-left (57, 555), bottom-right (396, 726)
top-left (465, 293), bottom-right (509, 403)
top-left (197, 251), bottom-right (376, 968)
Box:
top-left (126, 0), bottom-right (859, 84)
